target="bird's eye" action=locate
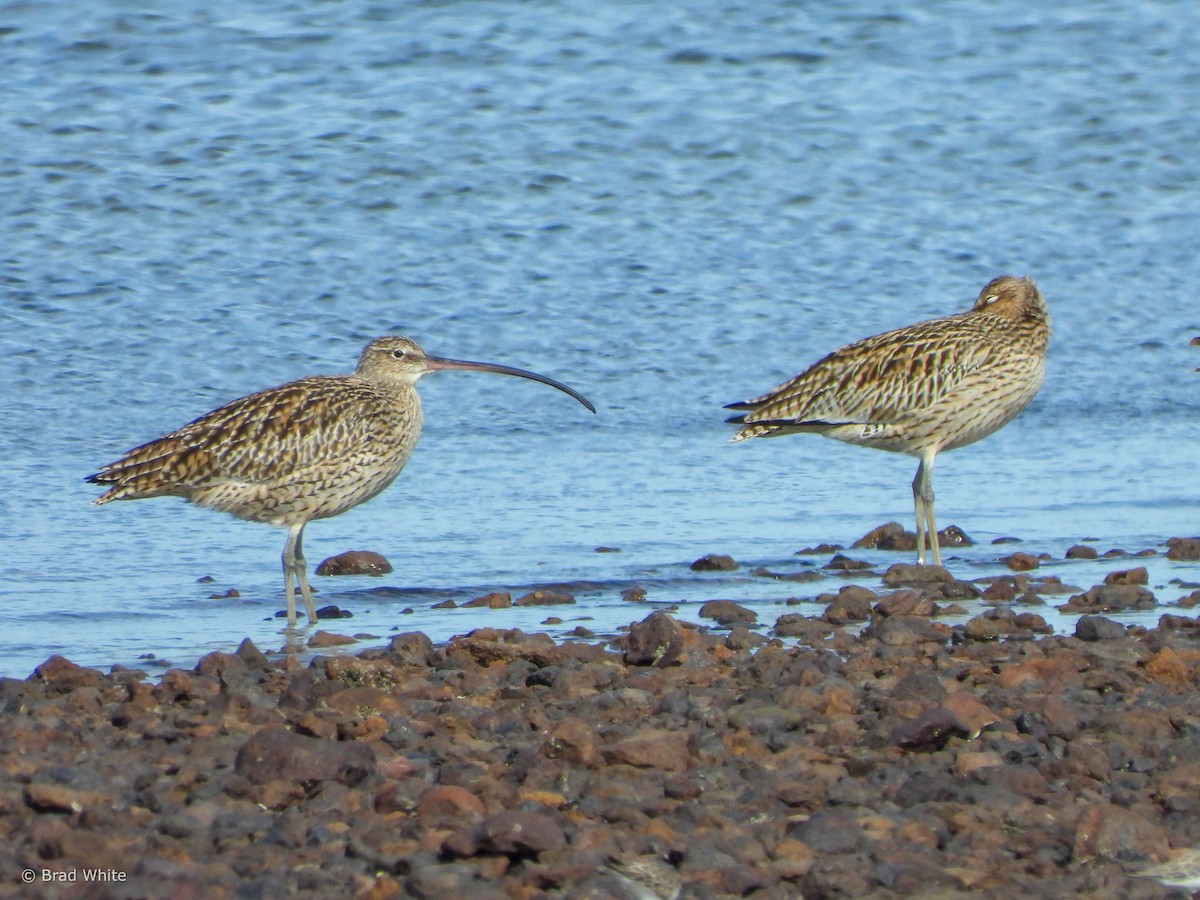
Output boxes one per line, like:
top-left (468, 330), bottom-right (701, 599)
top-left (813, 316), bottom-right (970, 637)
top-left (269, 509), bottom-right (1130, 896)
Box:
top-left (391, 348), bottom-right (407, 359)
top-left (983, 294), bottom-right (999, 305)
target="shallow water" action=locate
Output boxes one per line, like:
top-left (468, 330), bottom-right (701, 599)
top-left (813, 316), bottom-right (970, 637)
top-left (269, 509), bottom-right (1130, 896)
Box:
top-left (2, 0), bottom-right (1198, 677)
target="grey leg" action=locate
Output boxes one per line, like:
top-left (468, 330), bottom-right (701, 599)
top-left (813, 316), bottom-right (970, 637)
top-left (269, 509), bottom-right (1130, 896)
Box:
top-left (912, 452), bottom-right (941, 567)
top-left (282, 523), bottom-right (302, 627)
top-left (293, 524), bottom-right (319, 626)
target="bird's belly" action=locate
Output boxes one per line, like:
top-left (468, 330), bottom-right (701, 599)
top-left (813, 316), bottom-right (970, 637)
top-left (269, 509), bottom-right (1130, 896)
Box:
top-left (188, 452), bottom-right (412, 526)
top-left (824, 380), bottom-right (1040, 457)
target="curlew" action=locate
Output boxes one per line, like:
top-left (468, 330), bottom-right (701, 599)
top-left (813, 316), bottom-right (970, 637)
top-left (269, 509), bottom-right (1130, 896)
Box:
top-left (88, 336), bottom-right (595, 627)
top-left (726, 275), bottom-right (1049, 566)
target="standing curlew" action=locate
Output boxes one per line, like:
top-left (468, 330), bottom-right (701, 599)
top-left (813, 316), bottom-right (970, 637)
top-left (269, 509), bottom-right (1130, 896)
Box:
top-left (726, 275), bottom-right (1049, 566)
top-left (88, 336), bottom-right (595, 627)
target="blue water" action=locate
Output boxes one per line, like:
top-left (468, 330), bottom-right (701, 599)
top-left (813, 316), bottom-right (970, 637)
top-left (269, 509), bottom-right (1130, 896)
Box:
top-left (2, 1), bottom-right (1198, 677)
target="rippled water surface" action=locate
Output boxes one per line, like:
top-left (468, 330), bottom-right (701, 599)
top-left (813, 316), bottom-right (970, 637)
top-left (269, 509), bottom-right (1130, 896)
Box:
top-left (2, 0), bottom-right (1198, 677)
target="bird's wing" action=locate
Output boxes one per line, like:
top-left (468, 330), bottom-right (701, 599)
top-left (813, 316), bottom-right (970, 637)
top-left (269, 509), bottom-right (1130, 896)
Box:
top-left (730, 313), bottom-right (993, 428)
top-left (89, 377), bottom-right (390, 499)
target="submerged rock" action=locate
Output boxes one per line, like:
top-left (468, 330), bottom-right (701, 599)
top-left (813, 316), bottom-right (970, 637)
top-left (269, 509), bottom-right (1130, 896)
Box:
top-left (315, 550), bottom-right (393, 576)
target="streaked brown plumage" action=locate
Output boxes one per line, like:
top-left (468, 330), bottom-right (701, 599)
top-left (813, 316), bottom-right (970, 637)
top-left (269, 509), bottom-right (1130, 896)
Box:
top-left (726, 275), bottom-right (1050, 566)
top-left (88, 336), bottom-right (595, 627)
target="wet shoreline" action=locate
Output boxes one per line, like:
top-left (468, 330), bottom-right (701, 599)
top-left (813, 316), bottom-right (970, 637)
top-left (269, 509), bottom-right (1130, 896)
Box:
top-left (5, 533), bottom-right (1200, 897)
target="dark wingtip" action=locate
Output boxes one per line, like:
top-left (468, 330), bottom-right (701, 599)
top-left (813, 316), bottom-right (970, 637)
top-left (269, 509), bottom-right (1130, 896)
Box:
top-left (724, 400), bottom-right (754, 411)
top-left (724, 413), bottom-right (747, 425)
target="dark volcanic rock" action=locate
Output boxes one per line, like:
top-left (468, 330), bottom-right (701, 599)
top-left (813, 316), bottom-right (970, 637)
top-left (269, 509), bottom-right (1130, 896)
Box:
top-left (889, 708), bottom-right (969, 752)
top-left (823, 553), bottom-right (874, 571)
top-left (1166, 537), bottom-right (1200, 561)
top-left (822, 585), bottom-right (877, 624)
top-left (445, 810), bottom-right (567, 861)
top-left (698, 599), bottom-right (756, 625)
top-left (690, 553), bottom-right (738, 571)
top-left (1075, 615), bottom-right (1128, 641)
top-left (853, 521), bottom-right (917, 551)
top-left (882, 563), bottom-right (952, 587)
top-left (462, 592), bottom-right (513, 609)
top-left (234, 727), bottom-right (377, 789)
top-left (1061, 583), bottom-right (1157, 614)
top-left (623, 611), bottom-right (686, 667)
top-left (863, 615), bottom-right (949, 646)
top-left (31, 656), bottom-right (106, 693)
top-left (315, 550), bottom-right (393, 576)
top-left (1003, 552), bottom-right (1040, 571)
top-left (1104, 567), bottom-right (1148, 585)
top-left (12, 587), bottom-right (1200, 898)
top-left (937, 525), bottom-right (974, 547)
top-left (853, 523), bottom-right (972, 552)
top-left (514, 590), bottom-right (575, 607)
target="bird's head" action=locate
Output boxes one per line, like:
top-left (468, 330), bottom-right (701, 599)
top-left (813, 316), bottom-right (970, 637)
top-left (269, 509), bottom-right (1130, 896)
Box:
top-left (972, 275), bottom-right (1048, 324)
top-left (356, 335), bottom-right (595, 411)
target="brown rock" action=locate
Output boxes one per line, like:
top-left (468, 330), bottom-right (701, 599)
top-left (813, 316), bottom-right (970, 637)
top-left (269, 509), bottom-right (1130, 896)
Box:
top-left (514, 590), bottom-right (576, 606)
top-left (1074, 615), bottom-right (1127, 641)
top-left (1062, 584), bottom-right (1157, 613)
top-left (307, 630), bottom-right (357, 648)
top-left (1144, 647), bottom-right (1192, 687)
top-left (462, 592), bottom-right (512, 609)
top-left (1072, 803), bottom-right (1172, 861)
top-left (788, 810), bottom-right (867, 854)
top-left (797, 543), bottom-right (844, 554)
top-left (315, 550), bottom-right (393, 576)
top-left (954, 750), bottom-right (1004, 777)
top-left (388, 632), bottom-right (433, 665)
top-left (889, 708), bottom-right (969, 751)
top-left (823, 553), bottom-right (874, 571)
top-left (606, 729), bottom-right (689, 772)
top-left (235, 726), bottom-right (376, 787)
top-left (981, 577), bottom-right (1016, 602)
top-left (445, 811), bottom-right (567, 860)
top-left (416, 785), bottom-right (486, 820)
top-left (234, 637), bottom-right (270, 668)
top-left (963, 611), bottom-right (1012, 641)
top-left (544, 717), bottom-right (599, 766)
top-left (24, 783), bottom-right (116, 814)
top-left (1002, 552), bottom-right (1040, 571)
top-left (480, 810), bottom-right (567, 857)
top-left (853, 521), bottom-right (917, 551)
top-left (691, 553), bottom-right (738, 571)
top-left (1066, 544), bottom-right (1098, 560)
top-left (31, 656), bottom-right (106, 693)
top-left (624, 611), bottom-right (686, 667)
top-left (873, 590), bottom-right (933, 618)
top-left (1104, 567), bottom-right (1148, 585)
top-left (324, 686), bottom-right (406, 718)
top-left (937, 525), bottom-right (974, 547)
top-left (864, 615), bottom-right (949, 646)
top-left (698, 599), bottom-right (756, 625)
top-left (942, 694), bottom-right (1000, 738)
top-left (882, 564), bottom-right (952, 587)
top-left (821, 585), bottom-right (877, 624)
top-left (1166, 537), bottom-right (1200, 561)
top-left (970, 763), bottom-right (1055, 802)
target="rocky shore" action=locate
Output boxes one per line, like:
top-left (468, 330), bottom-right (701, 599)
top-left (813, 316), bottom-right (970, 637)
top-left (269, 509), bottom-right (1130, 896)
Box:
top-left (6, 543), bottom-right (1200, 898)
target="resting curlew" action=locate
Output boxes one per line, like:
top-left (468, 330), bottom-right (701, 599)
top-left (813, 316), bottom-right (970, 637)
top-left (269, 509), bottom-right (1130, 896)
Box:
top-left (88, 336), bottom-right (595, 626)
top-left (726, 275), bottom-right (1049, 566)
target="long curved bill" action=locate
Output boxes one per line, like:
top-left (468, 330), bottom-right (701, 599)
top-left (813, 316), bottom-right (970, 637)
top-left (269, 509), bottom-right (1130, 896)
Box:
top-left (424, 355), bottom-right (596, 413)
